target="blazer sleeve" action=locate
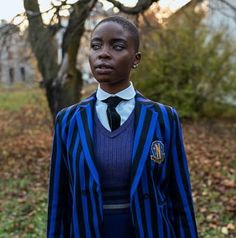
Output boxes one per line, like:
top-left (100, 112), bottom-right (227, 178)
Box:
top-left (166, 108), bottom-right (198, 237)
top-left (47, 112), bottom-right (70, 237)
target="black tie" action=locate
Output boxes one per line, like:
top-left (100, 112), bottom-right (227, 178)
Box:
top-left (102, 96), bottom-right (124, 131)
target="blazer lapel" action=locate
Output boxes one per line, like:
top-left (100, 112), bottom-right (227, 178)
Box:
top-left (75, 93), bottom-right (100, 186)
top-left (74, 91), bottom-right (158, 194)
top-left (130, 92), bottom-right (158, 199)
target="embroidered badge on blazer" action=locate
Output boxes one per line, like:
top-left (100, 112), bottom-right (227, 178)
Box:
top-left (150, 140), bottom-right (165, 164)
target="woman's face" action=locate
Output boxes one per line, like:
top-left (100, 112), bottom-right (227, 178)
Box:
top-left (89, 21), bottom-right (141, 93)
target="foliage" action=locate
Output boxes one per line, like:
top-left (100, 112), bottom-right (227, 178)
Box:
top-left (134, 7), bottom-right (236, 118)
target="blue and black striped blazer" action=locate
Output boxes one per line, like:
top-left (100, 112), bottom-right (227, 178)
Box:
top-left (47, 91), bottom-right (198, 238)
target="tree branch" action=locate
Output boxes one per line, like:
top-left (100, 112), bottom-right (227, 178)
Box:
top-left (62, 0), bottom-right (97, 65)
top-left (209, 1), bottom-right (236, 22)
top-left (106, 0), bottom-right (159, 14)
top-left (218, 0), bottom-right (236, 12)
top-left (24, 0), bottom-right (59, 85)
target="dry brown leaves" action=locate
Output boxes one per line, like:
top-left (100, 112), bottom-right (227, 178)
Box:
top-left (183, 119), bottom-right (236, 237)
top-left (0, 104), bottom-right (235, 237)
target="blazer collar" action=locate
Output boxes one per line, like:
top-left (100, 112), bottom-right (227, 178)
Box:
top-left (75, 91), bottom-right (158, 196)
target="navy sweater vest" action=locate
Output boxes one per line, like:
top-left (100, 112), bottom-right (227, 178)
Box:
top-left (94, 109), bottom-right (136, 238)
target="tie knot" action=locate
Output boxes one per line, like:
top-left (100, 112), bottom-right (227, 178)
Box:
top-left (102, 96), bottom-right (124, 108)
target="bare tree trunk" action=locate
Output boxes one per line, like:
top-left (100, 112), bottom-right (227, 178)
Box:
top-left (24, 0), bottom-right (96, 122)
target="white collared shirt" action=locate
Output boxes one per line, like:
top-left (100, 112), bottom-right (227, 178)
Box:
top-left (95, 82), bottom-right (136, 131)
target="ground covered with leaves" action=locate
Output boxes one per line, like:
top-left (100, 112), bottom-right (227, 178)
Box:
top-left (0, 87), bottom-right (235, 237)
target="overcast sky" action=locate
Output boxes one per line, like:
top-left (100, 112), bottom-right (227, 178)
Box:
top-left (0, 0), bottom-right (193, 22)
top-left (0, 0), bottom-right (139, 21)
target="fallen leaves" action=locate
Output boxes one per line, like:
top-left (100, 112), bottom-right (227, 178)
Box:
top-left (0, 93), bottom-right (51, 237)
top-left (0, 91), bottom-right (235, 237)
top-left (183, 119), bottom-right (236, 238)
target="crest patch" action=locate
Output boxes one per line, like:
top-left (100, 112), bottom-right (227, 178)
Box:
top-left (150, 140), bottom-right (165, 164)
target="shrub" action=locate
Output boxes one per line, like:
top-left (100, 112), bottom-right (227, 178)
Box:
top-left (134, 7), bottom-right (236, 118)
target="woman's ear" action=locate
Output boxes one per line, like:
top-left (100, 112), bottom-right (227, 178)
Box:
top-left (132, 52), bottom-right (141, 69)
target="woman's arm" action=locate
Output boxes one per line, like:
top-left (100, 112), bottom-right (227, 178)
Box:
top-left (167, 108), bottom-right (198, 237)
top-left (47, 112), bottom-right (70, 237)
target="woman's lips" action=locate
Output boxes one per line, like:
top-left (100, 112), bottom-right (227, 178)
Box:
top-left (95, 64), bottom-right (113, 74)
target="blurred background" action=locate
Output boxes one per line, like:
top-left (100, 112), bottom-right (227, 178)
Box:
top-left (0, 0), bottom-right (235, 237)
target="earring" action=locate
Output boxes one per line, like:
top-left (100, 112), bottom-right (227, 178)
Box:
top-left (132, 64), bottom-right (138, 69)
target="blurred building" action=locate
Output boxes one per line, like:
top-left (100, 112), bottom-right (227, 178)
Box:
top-left (0, 20), bottom-right (39, 85)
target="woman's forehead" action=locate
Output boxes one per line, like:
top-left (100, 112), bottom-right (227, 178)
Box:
top-left (91, 21), bottom-right (130, 39)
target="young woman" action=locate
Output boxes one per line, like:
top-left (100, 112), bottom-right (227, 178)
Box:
top-left (47, 16), bottom-right (198, 238)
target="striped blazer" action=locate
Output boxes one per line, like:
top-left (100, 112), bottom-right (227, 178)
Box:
top-left (47, 91), bottom-right (198, 238)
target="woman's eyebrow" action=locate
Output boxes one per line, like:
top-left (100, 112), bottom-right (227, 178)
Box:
top-left (91, 37), bottom-right (102, 42)
top-left (90, 38), bottom-right (127, 45)
top-left (111, 39), bottom-right (127, 44)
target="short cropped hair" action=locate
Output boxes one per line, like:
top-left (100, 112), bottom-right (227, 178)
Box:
top-left (93, 16), bottom-right (140, 52)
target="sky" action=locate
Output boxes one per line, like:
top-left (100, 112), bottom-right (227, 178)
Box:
top-left (0, 0), bottom-right (134, 21)
top-left (0, 0), bottom-right (24, 21)
top-left (0, 0), bottom-right (191, 22)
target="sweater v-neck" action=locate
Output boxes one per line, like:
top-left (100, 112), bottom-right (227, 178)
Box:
top-left (94, 109), bottom-right (135, 138)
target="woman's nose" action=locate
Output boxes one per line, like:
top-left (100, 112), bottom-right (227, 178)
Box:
top-left (98, 46), bottom-right (111, 59)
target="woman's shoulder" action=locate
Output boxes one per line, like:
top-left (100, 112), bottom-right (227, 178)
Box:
top-left (54, 103), bottom-right (78, 126)
top-left (55, 92), bottom-right (96, 125)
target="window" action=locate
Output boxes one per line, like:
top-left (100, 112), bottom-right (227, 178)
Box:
top-left (20, 67), bottom-right (26, 82)
top-left (9, 67), bottom-right (14, 83)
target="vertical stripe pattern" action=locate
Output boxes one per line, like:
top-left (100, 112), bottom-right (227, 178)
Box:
top-left (47, 92), bottom-right (198, 238)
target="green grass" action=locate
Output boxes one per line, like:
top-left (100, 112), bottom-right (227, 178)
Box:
top-left (0, 85), bottom-right (46, 112)
top-left (0, 178), bottom-right (47, 238)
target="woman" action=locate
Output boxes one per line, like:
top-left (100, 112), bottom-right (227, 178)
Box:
top-left (47, 16), bottom-right (198, 238)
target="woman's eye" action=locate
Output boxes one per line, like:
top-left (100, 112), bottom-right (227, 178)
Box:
top-left (91, 44), bottom-right (101, 50)
top-left (113, 45), bottom-right (124, 50)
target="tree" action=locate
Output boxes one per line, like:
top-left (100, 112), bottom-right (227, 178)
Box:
top-left (134, 5), bottom-right (236, 118)
top-left (23, 0), bottom-right (158, 121)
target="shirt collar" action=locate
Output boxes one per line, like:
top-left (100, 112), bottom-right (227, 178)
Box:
top-left (96, 82), bottom-right (136, 101)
